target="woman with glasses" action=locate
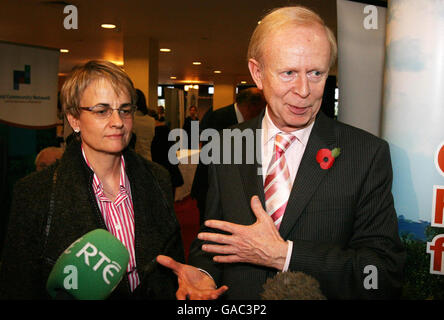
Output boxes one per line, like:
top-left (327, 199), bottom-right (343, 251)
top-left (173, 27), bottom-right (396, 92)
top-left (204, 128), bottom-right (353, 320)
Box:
top-left (0, 60), bottom-right (184, 299)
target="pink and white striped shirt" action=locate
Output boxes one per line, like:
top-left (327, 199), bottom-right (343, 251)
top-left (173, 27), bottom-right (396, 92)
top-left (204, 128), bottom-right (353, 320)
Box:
top-left (81, 146), bottom-right (140, 292)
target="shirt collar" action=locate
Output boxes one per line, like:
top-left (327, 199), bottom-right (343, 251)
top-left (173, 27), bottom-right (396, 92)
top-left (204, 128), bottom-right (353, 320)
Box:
top-left (81, 144), bottom-right (129, 199)
top-left (262, 106), bottom-right (314, 146)
top-left (234, 103), bottom-right (244, 123)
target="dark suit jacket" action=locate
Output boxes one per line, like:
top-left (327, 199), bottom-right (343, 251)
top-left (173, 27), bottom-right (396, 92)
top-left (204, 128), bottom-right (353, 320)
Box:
top-left (188, 110), bottom-right (405, 299)
top-left (203, 104), bottom-right (238, 132)
top-left (191, 104), bottom-right (239, 225)
top-left (151, 125), bottom-right (184, 189)
top-left (0, 138), bottom-right (184, 299)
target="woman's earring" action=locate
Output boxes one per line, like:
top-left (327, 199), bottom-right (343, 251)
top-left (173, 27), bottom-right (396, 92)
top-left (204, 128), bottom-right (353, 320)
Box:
top-left (74, 128), bottom-right (80, 133)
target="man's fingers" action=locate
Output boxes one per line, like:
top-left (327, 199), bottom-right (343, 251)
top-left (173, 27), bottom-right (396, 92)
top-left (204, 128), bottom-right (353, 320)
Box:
top-left (198, 232), bottom-right (234, 245)
top-left (202, 243), bottom-right (235, 255)
top-left (156, 255), bottom-right (183, 274)
top-left (203, 196), bottom-right (267, 233)
top-left (176, 287), bottom-right (188, 300)
top-left (213, 255), bottom-right (242, 264)
top-left (213, 285), bottom-right (229, 298)
top-left (204, 219), bottom-right (240, 234)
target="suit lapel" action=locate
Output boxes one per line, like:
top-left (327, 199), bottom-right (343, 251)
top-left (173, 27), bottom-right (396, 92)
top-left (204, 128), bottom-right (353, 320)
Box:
top-left (238, 112), bottom-right (266, 220)
top-left (279, 112), bottom-right (338, 239)
top-left (233, 111), bottom-right (338, 235)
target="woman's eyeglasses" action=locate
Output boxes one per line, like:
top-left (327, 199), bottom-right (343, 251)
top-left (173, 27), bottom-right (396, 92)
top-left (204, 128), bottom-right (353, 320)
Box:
top-left (79, 104), bottom-right (137, 119)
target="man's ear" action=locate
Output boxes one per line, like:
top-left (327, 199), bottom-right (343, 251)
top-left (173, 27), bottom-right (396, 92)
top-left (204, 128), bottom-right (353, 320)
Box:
top-left (66, 113), bottom-right (80, 132)
top-left (248, 58), bottom-right (264, 90)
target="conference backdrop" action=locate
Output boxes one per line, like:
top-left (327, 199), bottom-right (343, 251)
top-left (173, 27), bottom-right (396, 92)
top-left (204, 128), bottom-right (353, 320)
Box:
top-left (0, 42), bottom-right (60, 252)
top-left (0, 41), bottom-right (59, 127)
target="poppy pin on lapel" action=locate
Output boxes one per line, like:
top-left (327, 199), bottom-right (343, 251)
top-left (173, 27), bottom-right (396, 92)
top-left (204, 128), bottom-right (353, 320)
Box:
top-left (316, 148), bottom-right (341, 170)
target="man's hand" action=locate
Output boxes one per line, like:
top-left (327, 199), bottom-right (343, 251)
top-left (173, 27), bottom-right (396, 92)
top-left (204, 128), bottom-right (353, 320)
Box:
top-left (156, 255), bottom-right (229, 300)
top-left (198, 196), bottom-right (289, 270)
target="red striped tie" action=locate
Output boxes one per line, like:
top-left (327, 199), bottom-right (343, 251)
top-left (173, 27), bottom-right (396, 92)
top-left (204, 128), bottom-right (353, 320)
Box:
top-left (264, 133), bottom-right (296, 229)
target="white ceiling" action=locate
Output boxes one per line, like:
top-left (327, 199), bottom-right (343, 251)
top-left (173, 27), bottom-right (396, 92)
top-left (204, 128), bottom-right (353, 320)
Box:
top-left (1, 0), bottom-right (341, 85)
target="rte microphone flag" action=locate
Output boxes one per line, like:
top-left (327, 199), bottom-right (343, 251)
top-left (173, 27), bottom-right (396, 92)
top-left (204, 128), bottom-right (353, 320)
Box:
top-left (46, 229), bottom-right (130, 300)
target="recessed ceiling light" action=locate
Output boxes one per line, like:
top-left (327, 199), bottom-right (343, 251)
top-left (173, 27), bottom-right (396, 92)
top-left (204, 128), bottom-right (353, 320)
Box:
top-left (160, 48), bottom-right (171, 52)
top-left (214, 70), bottom-right (222, 74)
top-left (60, 49), bottom-right (69, 53)
top-left (192, 62), bottom-right (202, 65)
top-left (101, 23), bottom-right (116, 29)
top-left (170, 76), bottom-right (177, 79)
top-left (240, 81), bottom-right (247, 84)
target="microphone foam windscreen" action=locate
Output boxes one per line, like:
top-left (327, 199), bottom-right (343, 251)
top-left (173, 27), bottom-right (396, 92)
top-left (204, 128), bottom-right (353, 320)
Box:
top-left (46, 229), bottom-right (129, 300)
top-left (261, 271), bottom-right (326, 300)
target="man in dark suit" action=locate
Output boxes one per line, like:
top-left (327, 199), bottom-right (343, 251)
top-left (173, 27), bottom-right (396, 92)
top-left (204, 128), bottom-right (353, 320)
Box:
top-left (201, 88), bottom-right (266, 132)
top-left (191, 88), bottom-right (266, 225)
top-left (157, 6), bottom-right (405, 299)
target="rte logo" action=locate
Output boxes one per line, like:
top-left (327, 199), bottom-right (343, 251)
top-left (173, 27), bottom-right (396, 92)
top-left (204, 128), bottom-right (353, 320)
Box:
top-left (63, 242), bottom-right (124, 290)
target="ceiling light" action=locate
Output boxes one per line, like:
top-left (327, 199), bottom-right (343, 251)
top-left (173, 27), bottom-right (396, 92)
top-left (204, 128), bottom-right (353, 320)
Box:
top-left (192, 62), bottom-right (201, 65)
top-left (160, 48), bottom-right (171, 52)
top-left (101, 23), bottom-right (116, 29)
top-left (214, 70), bottom-right (222, 74)
top-left (170, 76), bottom-right (177, 79)
top-left (110, 60), bottom-right (124, 66)
top-left (240, 81), bottom-right (247, 84)
top-left (60, 49), bottom-right (69, 53)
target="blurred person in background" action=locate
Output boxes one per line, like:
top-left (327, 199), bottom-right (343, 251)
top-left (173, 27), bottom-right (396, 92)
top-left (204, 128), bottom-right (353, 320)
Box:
top-left (132, 89), bottom-right (156, 161)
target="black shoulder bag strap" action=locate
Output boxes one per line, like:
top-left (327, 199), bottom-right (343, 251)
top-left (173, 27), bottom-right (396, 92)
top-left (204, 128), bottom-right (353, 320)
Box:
top-left (41, 164), bottom-right (59, 260)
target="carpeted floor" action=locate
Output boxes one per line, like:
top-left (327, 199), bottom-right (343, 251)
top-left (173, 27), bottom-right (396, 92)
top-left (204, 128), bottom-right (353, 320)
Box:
top-left (174, 196), bottom-right (201, 262)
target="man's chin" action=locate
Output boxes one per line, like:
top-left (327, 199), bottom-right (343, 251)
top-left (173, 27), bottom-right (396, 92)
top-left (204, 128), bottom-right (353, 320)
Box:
top-left (282, 115), bottom-right (315, 131)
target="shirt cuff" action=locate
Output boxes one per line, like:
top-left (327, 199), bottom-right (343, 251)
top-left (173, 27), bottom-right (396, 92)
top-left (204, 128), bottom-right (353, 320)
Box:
top-left (282, 240), bottom-right (293, 272)
top-left (198, 268), bottom-right (217, 289)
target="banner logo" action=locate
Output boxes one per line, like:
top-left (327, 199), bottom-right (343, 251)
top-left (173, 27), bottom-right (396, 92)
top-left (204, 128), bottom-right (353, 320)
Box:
top-left (13, 65), bottom-right (31, 90)
top-left (427, 142), bottom-right (444, 275)
top-left (427, 235), bottom-right (444, 275)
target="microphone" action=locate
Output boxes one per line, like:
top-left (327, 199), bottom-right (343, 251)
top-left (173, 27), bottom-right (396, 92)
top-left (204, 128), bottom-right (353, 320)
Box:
top-left (261, 271), bottom-right (326, 300)
top-left (46, 229), bottom-right (130, 300)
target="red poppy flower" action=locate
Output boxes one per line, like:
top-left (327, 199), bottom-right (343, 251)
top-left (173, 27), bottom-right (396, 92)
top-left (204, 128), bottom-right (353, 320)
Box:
top-left (316, 148), bottom-right (340, 170)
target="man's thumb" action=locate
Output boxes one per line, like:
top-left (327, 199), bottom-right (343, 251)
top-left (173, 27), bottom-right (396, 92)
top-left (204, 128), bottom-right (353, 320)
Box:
top-left (156, 255), bottom-right (181, 273)
top-left (250, 195), bottom-right (268, 220)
